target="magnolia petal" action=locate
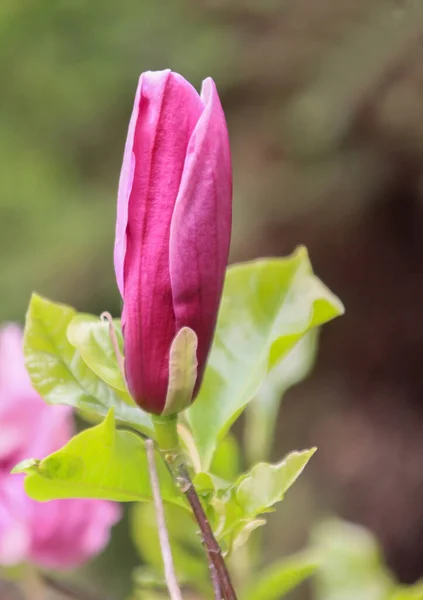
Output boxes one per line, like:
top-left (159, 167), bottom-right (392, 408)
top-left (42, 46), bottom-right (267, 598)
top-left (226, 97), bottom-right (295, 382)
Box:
top-left (169, 78), bottom-right (232, 392)
top-left (162, 327), bottom-right (198, 416)
top-left (114, 74), bottom-right (146, 297)
top-left (121, 71), bottom-right (204, 412)
top-left (0, 324), bottom-right (46, 463)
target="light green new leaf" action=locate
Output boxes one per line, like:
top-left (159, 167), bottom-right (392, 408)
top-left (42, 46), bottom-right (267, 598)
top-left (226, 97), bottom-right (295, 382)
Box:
top-left (243, 551), bottom-right (319, 600)
top-left (131, 503), bottom-right (209, 595)
top-left (246, 331), bottom-right (318, 464)
top-left (196, 449), bottom-right (315, 554)
top-left (13, 410), bottom-right (183, 505)
top-left (311, 519), bottom-right (394, 600)
top-left (235, 448), bottom-right (316, 516)
top-left (390, 585), bottom-right (423, 600)
top-left (210, 434), bottom-right (241, 482)
top-left (24, 294), bottom-right (153, 436)
top-left (311, 520), bottom-right (423, 600)
top-left (67, 313), bottom-right (129, 397)
top-left (187, 247), bottom-right (344, 469)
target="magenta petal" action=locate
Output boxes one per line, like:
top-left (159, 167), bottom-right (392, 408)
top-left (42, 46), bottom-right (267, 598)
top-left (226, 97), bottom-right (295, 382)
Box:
top-left (169, 78), bottom-right (232, 390)
top-left (25, 403), bottom-right (73, 459)
top-left (114, 74), bottom-right (144, 297)
top-left (0, 475), bottom-right (30, 566)
top-left (30, 498), bottom-right (121, 569)
top-left (122, 71), bottom-right (204, 412)
top-left (0, 325), bottom-right (45, 464)
top-left (0, 324), bottom-right (122, 569)
top-left (0, 324), bottom-right (38, 402)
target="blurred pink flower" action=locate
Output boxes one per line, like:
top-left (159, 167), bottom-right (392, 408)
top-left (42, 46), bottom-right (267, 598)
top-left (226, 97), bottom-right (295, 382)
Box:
top-left (0, 324), bottom-right (121, 569)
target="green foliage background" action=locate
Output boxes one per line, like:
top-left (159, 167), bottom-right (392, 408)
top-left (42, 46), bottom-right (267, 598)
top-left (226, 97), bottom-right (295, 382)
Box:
top-left (1, 0), bottom-right (239, 320)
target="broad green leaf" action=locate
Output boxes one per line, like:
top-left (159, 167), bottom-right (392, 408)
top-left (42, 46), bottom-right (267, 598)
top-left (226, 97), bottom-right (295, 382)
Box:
top-left (187, 247), bottom-right (344, 469)
top-left (311, 519), bottom-right (394, 600)
top-left (245, 331), bottom-right (318, 464)
top-left (192, 471), bottom-right (230, 495)
top-left (13, 410), bottom-right (183, 505)
top-left (235, 448), bottom-right (316, 516)
top-left (311, 520), bottom-right (423, 600)
top-left (131, 503), bottom-right (209, 594)
top-left (230, 519), bottom-right (266, 554)
top-left (67, 313), bottom-right (129, 397)
top-left (243, 551), bottom-right (319, 600)
top-left (193, 449), bottom-right (315, 554)
top-left (24, 294), bottom-right (153, 436)
top-left (210, 434), bottom-right (241, 482)
top-left (224, 449), bottom-right (314, 553)
top-left (390, 583), bottom-right (423, 600)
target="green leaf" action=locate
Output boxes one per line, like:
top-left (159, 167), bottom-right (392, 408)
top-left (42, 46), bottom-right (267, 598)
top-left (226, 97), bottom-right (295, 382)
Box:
top-left (194, 449), bottom-right (315, 554)
top-left (210, 434), bottom-right (241, 482)
top-left (235, 448), bottom-right (316, 516)
top-left (187, 247), bottom-right (344, 469)
top-left (389, 581), bottom-right (423, 600)
top-left (24, 294), bottom-right (153, 436)
top-left (243, 551), bottom-right (319, 600)
top-left (311, 519), bottom-right (394, 600)
top-left (13, 409), bottom-right (183, 505)
top-left (245, 330), bottom-right (318, 464)
top-left (390, 583), bottom-right (423, 600)
top-left (67, 313), bottom-right (128, 397)
top-left (131, 503), bottom-right (209, 594)
top-left (311, 520), bottom-right (423, 600)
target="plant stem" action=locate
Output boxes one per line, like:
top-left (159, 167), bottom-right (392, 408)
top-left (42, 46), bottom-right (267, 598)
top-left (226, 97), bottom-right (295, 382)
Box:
top-left (145, 439), bottom-right (183, 600)
top-left (176, 463), bottom-right (236, 600)
top-left (152, 415), bottom-right (238, 600)
top-left (208, 559), bottom-right (223, 600)
top-left (153, 414), bottom-right (180, 451)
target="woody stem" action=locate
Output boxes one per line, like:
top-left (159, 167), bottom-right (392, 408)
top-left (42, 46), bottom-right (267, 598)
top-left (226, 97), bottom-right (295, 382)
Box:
top-left (178, 463), bottom-right (235, 600)
top-left (152, 415), bottom-right (237, 600)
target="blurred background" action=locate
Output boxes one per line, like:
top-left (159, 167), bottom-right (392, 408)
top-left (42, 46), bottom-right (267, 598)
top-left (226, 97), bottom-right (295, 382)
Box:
top-left (2, 0), bottom-right (423, 598)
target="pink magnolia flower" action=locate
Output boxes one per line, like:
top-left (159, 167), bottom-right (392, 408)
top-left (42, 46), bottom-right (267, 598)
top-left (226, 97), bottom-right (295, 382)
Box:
top-left (0, 324), bottom-right (121, 569)
top-left (114, 69), bottom-right (232, 415)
